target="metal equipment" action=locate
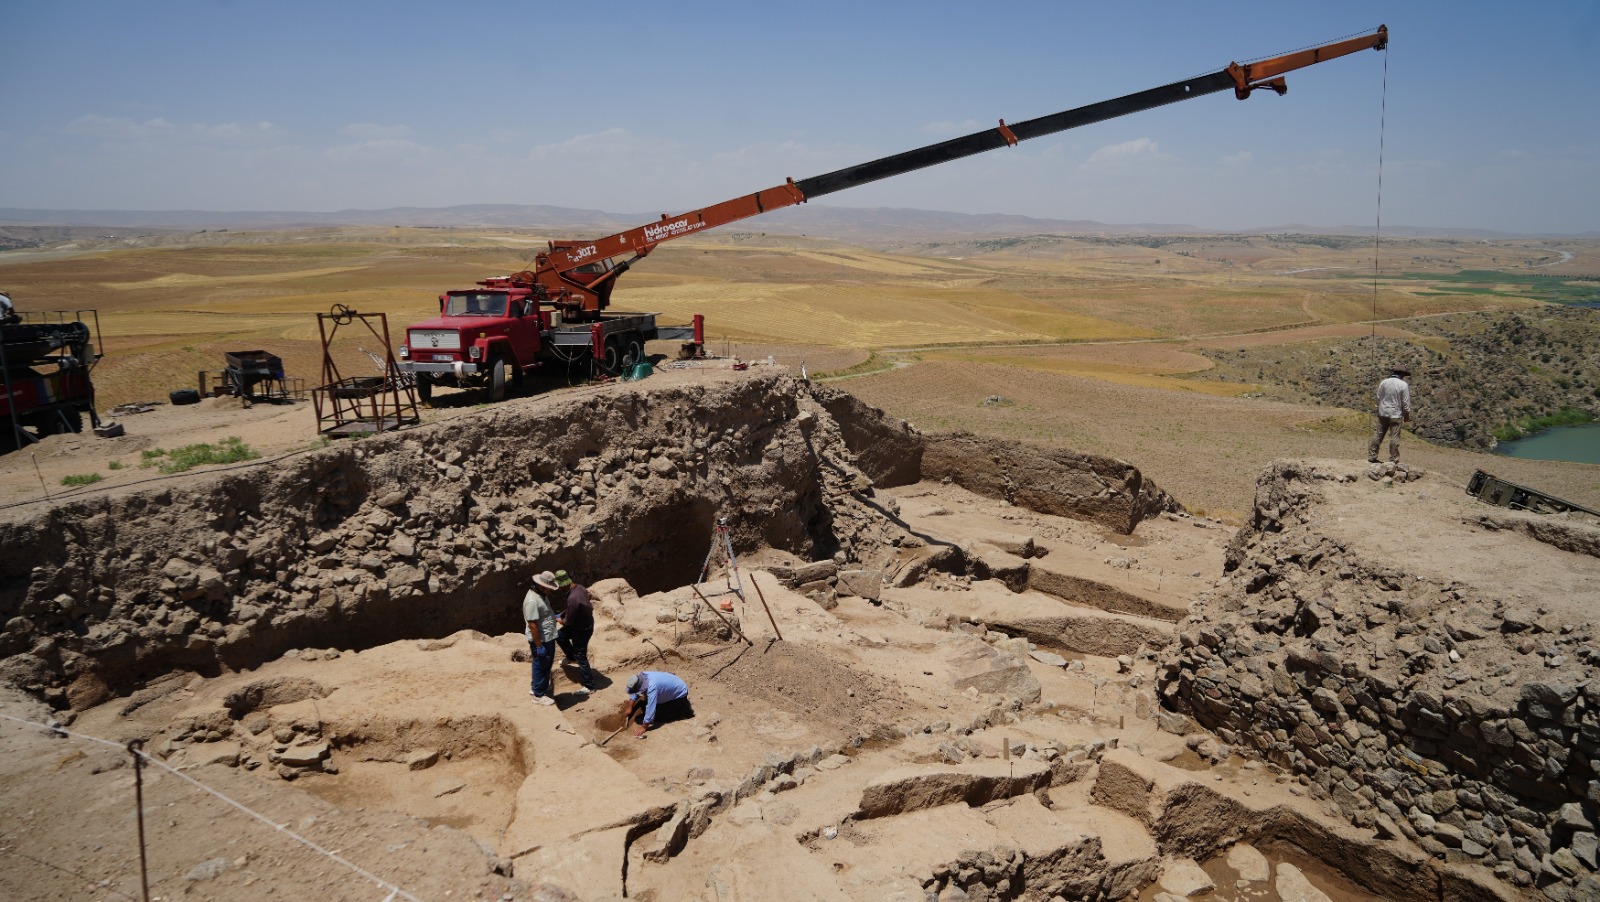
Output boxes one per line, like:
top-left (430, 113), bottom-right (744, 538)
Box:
top-left (0, 306), bottom-right (103, 448)
top-left (222, 350), bottom-right (290, 403)
top-left (1466, 470), bottom-right (1600, 517)
top-left (311, 305), bottom-right (420, 437)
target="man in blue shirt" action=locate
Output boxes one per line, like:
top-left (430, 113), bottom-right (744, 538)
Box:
top-left (622, 671), bottom-right (693, 738)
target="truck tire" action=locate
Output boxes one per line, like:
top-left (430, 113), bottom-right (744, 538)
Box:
top-left (170, 389), bottom-right (201, 406)
top-left (40, 408), bottom-right (84, 435)
top-left (488, 356), bottom-right (508, 403)
top-left (414, 374), bottom-right (433, 406)
top-left (623, 335), bottom-right (644, 368)
top-left (600, 337), bottom-right (624, 376)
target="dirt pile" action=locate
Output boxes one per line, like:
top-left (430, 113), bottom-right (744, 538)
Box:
top-left (1160, 458), bottom-right (1600, 898)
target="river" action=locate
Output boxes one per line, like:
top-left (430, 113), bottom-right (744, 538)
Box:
top-left (1495, 422), bottom-right (1600, 465)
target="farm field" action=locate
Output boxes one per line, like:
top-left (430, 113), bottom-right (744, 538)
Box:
top-left (3, 226), bottom-right (1596, 514)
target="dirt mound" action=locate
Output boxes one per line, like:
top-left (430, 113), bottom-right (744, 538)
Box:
top-left (680, 640), bottom-right (912, 733)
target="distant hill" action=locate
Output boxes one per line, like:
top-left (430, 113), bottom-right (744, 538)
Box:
top-left (0, 204), bottom-right (1586, 242)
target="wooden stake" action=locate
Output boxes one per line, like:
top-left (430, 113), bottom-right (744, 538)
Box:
top-left (750, 573), bottom-right (783, 641)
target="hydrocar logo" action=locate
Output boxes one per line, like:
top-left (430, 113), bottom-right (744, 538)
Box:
top-left (643, 217), bottom-right (706, 243)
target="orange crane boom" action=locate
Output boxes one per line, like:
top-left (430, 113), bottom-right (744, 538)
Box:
top-left (516, 26), bottom-right (1388, 317)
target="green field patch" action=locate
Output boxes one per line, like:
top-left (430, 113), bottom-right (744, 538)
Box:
top-left (1364, 270), bottom-right (1600, 307)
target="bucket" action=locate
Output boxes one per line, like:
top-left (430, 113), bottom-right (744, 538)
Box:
top-left (627, 360), bottom-right (653, 381)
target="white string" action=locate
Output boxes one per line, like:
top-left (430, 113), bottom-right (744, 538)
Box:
top-left (0, 711), bottom-right (425, 902)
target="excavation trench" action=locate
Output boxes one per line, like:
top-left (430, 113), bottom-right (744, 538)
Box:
top-left (3, 376), bottom-right (1541, 900)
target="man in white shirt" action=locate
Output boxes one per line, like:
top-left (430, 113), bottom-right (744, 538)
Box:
top-left (1368, 365), bottom-right (1412, 463)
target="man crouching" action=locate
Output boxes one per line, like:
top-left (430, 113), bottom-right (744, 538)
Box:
top-left (621, 671), bottom-right (693, 739)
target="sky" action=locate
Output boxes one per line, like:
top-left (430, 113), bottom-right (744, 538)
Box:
top-left (2, 1), bottom-right (1598, 234)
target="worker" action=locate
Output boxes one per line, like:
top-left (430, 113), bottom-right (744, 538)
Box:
top-left (621, 671), bottom-right (692, 738)
top-left (553, 570), bottom-right (596, 694)
top-left (0, 291), bottom-right (17, 325)
top-left (1368, 365), bottom-right (1413, 464)
top-left (524, 571), bottom-right (561, 706)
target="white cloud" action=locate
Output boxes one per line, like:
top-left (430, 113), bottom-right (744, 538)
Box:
top-left (64, 115), bottom-right (285, 145)
top-left (342, 123), bottom-right (415, 140)
top-left (1220, 150), bottom-right (1254, 166)
top-left (1083, 137), bottom-right (1163, 168)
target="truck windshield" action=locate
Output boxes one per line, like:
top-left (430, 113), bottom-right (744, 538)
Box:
top-left (445, 292), bottom-right (508, 317)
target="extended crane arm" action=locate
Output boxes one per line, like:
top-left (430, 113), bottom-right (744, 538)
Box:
top-left (527, 25), bottom-right (1387, 312)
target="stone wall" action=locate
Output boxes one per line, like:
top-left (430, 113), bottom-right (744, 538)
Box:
top-left (920, 430), bottom-right (1178, 534)
top-left (1159, 460), bottom-right (1600, 900)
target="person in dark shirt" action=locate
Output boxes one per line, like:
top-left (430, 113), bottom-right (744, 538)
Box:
top-left (553, 570), bottom-right (596, 693)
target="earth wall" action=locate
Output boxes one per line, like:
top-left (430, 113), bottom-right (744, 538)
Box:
top-left (0, 374), bottom-right (1169, 713)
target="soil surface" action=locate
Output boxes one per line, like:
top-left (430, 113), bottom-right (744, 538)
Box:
top-left (1, 367), bottom-right (1576, 902)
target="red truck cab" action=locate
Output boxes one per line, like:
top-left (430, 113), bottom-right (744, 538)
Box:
top-left (397, 282), bottom-right (544, 403)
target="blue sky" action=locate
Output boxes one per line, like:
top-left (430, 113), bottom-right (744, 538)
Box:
top-left (2, 1), bottom-right (1597, 233)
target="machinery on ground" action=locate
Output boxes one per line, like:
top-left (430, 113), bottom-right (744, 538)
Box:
top-left (399, 26), bottom-right (1387, 404)
top-left (0, 297), bottom-right (102, 448)
top-left (1467, 470), bottom-right (1600, 517)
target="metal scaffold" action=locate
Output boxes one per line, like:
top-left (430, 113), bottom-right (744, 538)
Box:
top-left (311, 304), bottom-right (420, 437)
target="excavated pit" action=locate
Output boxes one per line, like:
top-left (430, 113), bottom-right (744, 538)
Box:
top-left (0, 373), bottom-right (1572, 901)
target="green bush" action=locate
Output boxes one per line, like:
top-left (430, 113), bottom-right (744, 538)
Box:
top-left (60, 472), bottom-right (103, 486)
top-left (1493, 408), bottom-right (1595, 443)
top-left (144, 436), bottom-right (261, 473)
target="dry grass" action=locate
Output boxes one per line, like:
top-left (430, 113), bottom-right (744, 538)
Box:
top-left (5, 227), bottom-right (1596, 514)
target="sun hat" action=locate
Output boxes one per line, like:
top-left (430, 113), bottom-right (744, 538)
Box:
top-left (554, 570), bottom-right (572, 588)
top-left (532, 571), bottom-right (559, 591)
top-left (627, 674), bottom-right (643, 695)
top-left (1392, 365), bottom-right (1411, 375)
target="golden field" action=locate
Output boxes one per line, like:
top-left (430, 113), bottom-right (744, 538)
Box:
top-left (3, 226), bottom-right (1595, 514)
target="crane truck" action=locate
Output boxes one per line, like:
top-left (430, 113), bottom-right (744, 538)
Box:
top-left (398, 26), bottom-right (1387, 404)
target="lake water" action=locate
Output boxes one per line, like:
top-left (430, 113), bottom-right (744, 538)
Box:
top-left (1495, 422), bottom-right (1600, 465)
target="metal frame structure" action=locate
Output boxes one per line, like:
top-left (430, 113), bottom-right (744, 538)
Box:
top-left (1, 308), bottom-right (103, 448)
top-left (311, 305), bottom-right (419, 437)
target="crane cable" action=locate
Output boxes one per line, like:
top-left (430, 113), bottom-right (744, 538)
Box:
top-left (1370, 38), bottom-right (1390, 375)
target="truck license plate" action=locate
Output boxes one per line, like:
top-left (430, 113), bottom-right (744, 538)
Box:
top-left (432, 354), bottom-right (453, 362)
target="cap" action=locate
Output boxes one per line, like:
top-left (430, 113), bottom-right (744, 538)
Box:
top-left (553, 570), bottom-right (572, 588)
top-left (532, 571), bottom-right (559, 591)
top-left (626, 674), bottom-right (642, 695)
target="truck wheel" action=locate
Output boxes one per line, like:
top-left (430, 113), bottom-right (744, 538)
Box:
top-left (488, 357), bottom-right (508, 403)
top-left (170, 389), bottom-right (201, 406)
top-left (41, 408), bottom-right (84, 435)
top-left (623, 336), bottom-right (644, 368)
top-left (415, 374), bottom-right (433, 406)
top-left (601, 337), bottom-right (624, 376)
